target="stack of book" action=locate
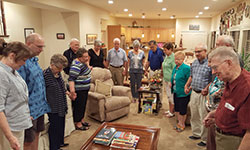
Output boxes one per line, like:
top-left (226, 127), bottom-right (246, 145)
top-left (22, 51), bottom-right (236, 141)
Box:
top-left (142, 97), bottom-right (156, 114)
top-left (93, 127), bottom-right (116, 146)
top-left (110, 131), bottom-right (140, 150)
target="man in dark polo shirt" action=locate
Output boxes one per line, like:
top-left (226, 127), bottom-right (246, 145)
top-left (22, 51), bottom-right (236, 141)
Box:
top-left (203, 46), bottom-right (250, 150)
top-left (144, 40), bottom-right (164, 77)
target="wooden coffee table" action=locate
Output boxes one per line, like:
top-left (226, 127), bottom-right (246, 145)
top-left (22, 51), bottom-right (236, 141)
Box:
top-left (80, 122), bottom-right (160, 150)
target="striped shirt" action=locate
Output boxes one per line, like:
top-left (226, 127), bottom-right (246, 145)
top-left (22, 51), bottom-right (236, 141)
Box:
top-left (190, 59), bottom-right (212, 91)
top-left (68, 60), bottom-right (91, 91)
top-left (43, 67), bottom-right (67, 117)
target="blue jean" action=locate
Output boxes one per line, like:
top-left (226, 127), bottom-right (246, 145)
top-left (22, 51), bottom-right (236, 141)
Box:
top-left (129, 72), bottom-right (143, 98)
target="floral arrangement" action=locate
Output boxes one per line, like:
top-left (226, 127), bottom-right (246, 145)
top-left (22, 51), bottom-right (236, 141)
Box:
top-left (149, 70), bottom-right (162, 90)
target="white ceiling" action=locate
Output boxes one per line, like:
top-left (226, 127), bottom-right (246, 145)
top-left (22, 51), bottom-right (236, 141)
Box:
top-left (81, 0), bottom-right (242, 19)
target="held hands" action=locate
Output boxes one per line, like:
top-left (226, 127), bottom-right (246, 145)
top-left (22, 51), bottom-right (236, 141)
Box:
top-left (68, 91), bottom-right (77, 101)
top-left (203, 112), bottom-right (215, 128)
top-left (184, 85), bottom-right (191, 94)
top-left (9, 135), bottom-right (20, 150)
top-left (201, 87), bottom-right (209, 96)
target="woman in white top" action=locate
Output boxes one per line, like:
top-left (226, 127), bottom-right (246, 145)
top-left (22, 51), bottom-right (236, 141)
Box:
top-left (0, 42), bottom-right (32, 150)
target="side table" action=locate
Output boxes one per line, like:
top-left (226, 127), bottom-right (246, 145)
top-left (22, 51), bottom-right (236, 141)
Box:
top-left (138, 88), bottom-right (160, 114)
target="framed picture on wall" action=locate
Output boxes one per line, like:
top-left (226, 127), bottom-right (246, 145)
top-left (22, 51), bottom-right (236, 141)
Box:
top-left (24, 28), bottom-right (35, 39)
top-left (86, 34), bottom-right (97, 45)
top-left (56, 33), bottom-right (65, 39)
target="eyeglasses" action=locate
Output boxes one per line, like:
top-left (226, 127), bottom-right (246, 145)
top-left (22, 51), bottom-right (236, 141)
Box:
top-left (210, 61), bottom-right (226, 71)
top-left (34, 44), bottom-right (45, 49)
top-left (194, 50), bottom-right (204, 53)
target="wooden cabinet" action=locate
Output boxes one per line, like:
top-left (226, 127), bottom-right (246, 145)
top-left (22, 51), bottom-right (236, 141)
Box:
top-left (107, 25), bottom-right (175, 50)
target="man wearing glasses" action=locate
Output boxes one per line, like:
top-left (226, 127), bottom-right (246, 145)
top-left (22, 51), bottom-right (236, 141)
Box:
top-left (18, 33), bottom-right (51, 150)
top-left (184, 43), bottom-right (212, 147)
top-left (203, 46), bottom-right (250, 150)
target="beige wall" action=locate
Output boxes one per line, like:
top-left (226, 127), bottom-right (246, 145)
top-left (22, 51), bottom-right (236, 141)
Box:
top-left (175, 18), bottom-right (211, 51)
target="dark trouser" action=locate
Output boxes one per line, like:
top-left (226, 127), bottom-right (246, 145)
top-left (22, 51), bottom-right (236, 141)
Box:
top-left (129, 72), bottom-right (142, 98)
top-left (72, 90), bottom-right (89, 122)
top-left (48, 113), bottom-right (65, 150)
top-left (207, 124), bottom-right (216, 150)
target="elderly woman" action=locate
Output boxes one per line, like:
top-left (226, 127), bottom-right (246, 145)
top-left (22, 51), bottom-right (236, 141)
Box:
top-left (0, 42), bottom-right (32, 150)
top-left (88, 39), bottom-right (107, 68)
top-left (69, 48), bottom-right (91, 130)
top-left (43, 54), bottom-right (69, 150)
top-left (162, 42), bottom-right (176, 118)
top-left (127, 40), bottom-right (145, 102)
top-left (171, 51), bottom-right (191, 132)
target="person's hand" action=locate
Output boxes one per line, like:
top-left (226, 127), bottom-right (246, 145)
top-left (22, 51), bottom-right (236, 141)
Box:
top-left (89, 66), bottom-right (93, 70)
top-left (70, 91), bottom-right (77, 101)
top-left (184, 86), bottom-right (191, 94)
top-left (201, 87), bottom-right (208, 96)
top-left (169, 83), bottom-right (172, 88)
top-left (9, 135), bottom-right (20, 150)
top-left (122, 70), bottom-right (127, 76)
top-left (203, 112), bottom-right (215, 128)
top-left (144, 70), bottom-right (148, 76)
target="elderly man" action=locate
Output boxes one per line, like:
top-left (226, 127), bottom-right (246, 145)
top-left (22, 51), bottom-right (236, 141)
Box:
top-left (18, 33), bottom-right (51, 150)
top-left (203, 46), bottom-right (250, 150)
top-left (144, 40), bottom-right (164, 77)
top-left (107, 38), bottom-right (128, 85)
top-left (216, 35), bottom-right (244, 67)
top-left (184, 43), bottom-right (212, 147)
top-left (63, 38), bottom-right (80, 75)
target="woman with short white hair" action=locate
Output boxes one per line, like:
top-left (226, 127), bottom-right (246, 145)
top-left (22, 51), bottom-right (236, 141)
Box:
top-left (127, 40), bottom-right (145, 102)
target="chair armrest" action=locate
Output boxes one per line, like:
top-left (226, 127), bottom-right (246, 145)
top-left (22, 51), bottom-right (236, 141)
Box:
top-left (88, 91), bottom-right (106, 100)
top-left (112, 86), bottom-right (132, 100)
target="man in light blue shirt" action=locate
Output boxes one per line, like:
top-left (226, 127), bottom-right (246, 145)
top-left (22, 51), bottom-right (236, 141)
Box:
top-left (18, 33), bottom-right (50, 149)
top-left (107, 38), bottom-right (128, 85)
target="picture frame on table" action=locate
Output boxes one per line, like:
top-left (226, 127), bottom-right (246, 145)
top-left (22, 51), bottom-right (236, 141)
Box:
top-left (86, 34), bottom-right (97, 45)
top-left (24, 28), bottom-right (35, 39)
top-left (56, 33), bottom-right (65, 39)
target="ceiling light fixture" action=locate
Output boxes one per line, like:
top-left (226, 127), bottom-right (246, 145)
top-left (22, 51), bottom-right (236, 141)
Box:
top-left (157, 0), bottom-right (163, 3)
top-left (142, 15), bottom-right (145, 19)
top-left (204, 6), bottom-right (209, 10)
top-left (108, 0), bottom-right (113, 4)
top-left (199, 12), bottom-right (203, 15)
top-left (162, 8), bottom-right (167, 11)
top-left (124, 8), bottom-right (128, 12)
top-left (142, 13), bottom-right (145, 38)
top-left (129, 13), bottom-right (133, 17)
top-left (157, 14), bottom-right (161, 39)
top-left (170, 15), bottom-right (175, 19)
top-left (195, 15), bottom-right (199, 18)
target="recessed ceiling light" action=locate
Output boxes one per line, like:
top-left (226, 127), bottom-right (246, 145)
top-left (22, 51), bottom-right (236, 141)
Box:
top-left (108, 0), bottom-right (113, 4)
top-left (212, 0), bottom-right (217, 1)
top-left (204, 6), bottom-right (209, 10)
top-left (124, 8), bottom-right (128, 12)
top-left (157, 0), bottom-right (163, 3)
top-left (199, 12), bottom-right (203, 15)
top-left (195, 15), bottom-right (199, 18)
top-left (129, 13), bottom-right (133, 17)
top-left (162, 8), bottom-right (167, 11)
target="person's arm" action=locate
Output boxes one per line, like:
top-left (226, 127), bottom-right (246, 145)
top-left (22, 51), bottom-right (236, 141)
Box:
top-left (144, 61), bottom-right (150, 76)
top-left (238, 130), bottom-right (250, 150)
top-left (184, 76), bottom-right (192, 94)
top-left (0, 112), bottom-right (20, 150)
top-left (68, 63), bottom-right (80, 100)
top-left (201, 82), bottom-right (211, 96)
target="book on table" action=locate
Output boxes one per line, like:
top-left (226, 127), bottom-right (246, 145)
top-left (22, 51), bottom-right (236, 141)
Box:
top-left (110, 131), bottom-right (140, 150)
top-left (93, 127), bottom-right (116, 146)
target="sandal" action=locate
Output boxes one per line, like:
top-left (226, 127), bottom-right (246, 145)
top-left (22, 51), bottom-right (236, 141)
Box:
top-left (82, 122), bottom-right (91, 127)
top-left (166, 112), bottom-right (175, 118)
top-left (176, 125), bottom-right (185, 132)
top-left (76, 126), bottom-right (89, 131)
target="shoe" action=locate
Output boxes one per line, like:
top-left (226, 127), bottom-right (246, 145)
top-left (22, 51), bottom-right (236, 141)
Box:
top-left (166, 112), bottom-right (175, 118)
top-left (176, 126), bottom-right (185, 132)
top-left (75, 126), bottom-right (89, 130)
top-left (60, 143), bottom-right (69, 147)
top-left (81, 122), bottom-right (91, 127)
top-left (197, 141), bottom-right (206, 147)
top-left (189, 136), bottom-right (201, 140)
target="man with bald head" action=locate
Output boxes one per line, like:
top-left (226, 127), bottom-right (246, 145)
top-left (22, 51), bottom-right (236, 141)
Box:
top-left (18, 33), bottom-right (51, 150)
top-left (216, 35), bottom-right (244, 67)
top-left (184, 43), bottom-right (212, 147)
top-left (63, 38), bottom-right (80, 74)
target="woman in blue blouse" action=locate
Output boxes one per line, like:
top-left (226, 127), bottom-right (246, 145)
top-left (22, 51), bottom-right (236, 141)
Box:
top-left (171, 51), bottom-right (191, 132)
top-left (128, 40), bottom-right (145, 102)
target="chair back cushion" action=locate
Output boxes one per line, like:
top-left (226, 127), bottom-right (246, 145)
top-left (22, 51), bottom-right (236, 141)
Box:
top-left (91, 67), bottom-right (113, 85)
top-left (95, 80), bottom-right (112, 97)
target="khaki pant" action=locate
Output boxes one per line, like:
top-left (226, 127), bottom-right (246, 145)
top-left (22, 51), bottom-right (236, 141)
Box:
top-left (190, 91), bottom-right (208, 142)
top-left (215, 130), bottom-right (242, 150)
top-left (0, 129), bottom-right (24, 150)
top-left (109, 66), bottom-right (124, 85)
